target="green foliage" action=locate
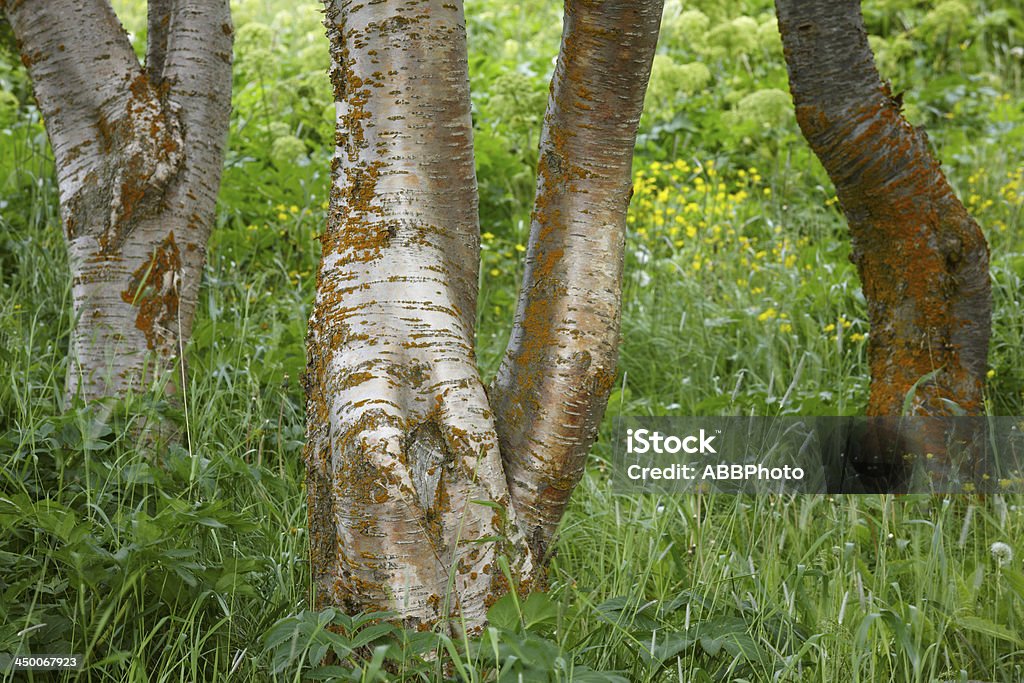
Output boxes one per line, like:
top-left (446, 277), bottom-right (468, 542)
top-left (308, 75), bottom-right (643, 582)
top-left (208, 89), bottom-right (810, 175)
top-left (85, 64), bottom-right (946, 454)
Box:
top-left (261, 609), bottom-right (438, 680)
top-left (2, 0), bottom-right (1024, 680)
top-left (647, 56), bottom-right (713, 113)
top-left (725, 89), bottom-right (793, 131)
top-left (0, 397), bottom-right (304, 679)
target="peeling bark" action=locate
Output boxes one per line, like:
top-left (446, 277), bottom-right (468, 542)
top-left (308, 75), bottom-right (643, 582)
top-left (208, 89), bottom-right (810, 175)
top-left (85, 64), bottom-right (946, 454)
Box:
top-left (306, 0), bottom-right (533, 632)
top-left (4, 0), bottom-right (232, 401)
top-left (489, 0), bottom-right (663, 561)
top-left (775, 0), bottom-right (991, 485)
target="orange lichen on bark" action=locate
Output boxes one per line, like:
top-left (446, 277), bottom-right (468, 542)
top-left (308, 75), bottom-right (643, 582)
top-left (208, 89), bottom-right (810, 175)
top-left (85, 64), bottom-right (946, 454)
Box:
top-left (8, 0), bottom-right (231, 405)
top-left (489, 0), bottom-right (662, 565)
top-left (778, 0), bottom-right (990, 487)
top-left (779, 0), bottom-right (989, 423)
top-left (121, 231), bottom-right (182, 353)
top-left (306, 0), bottom-right (532, 633)
top-left (800, 96), bottom-right (987, 417)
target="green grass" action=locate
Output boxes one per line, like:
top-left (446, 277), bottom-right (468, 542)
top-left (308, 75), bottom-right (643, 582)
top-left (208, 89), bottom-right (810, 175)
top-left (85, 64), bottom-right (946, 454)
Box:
top-left (2, 0), bottom-right (1023, 680)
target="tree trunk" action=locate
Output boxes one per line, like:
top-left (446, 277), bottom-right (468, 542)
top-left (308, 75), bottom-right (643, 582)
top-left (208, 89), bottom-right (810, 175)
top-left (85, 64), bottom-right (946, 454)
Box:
top-left (3, 0), bottom-right (232, 402)
top-left (775, 0), bottom-right (990, 420)
top-left (306, 0), bottom-right (661, 631)
top-left (489, 0), bottom-right (663, 562)
top-left (306, 0), bottom-right (535, 631)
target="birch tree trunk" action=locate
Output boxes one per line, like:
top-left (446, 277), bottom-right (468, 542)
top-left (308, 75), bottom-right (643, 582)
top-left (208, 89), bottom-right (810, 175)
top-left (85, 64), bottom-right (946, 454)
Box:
top-left (775, 2), bottom-right (990, 417)
top-left (306, 0), bottom-right (661, 630)
top-left (306, 0), bottom-right (534, 631)
top-left (3, 0), bottom-right (233, 402)
top-left (489, 0), bottom-right (663, 562)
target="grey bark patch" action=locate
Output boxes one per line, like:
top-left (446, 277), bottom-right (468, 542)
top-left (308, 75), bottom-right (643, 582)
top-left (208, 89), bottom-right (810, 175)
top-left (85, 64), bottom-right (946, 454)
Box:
top-left (407, 421), bottom-right (449, 512)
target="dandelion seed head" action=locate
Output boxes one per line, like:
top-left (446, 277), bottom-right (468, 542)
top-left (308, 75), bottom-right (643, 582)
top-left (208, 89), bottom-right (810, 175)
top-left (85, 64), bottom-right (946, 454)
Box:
top-left (990, 541), bottom-right (1014, 567)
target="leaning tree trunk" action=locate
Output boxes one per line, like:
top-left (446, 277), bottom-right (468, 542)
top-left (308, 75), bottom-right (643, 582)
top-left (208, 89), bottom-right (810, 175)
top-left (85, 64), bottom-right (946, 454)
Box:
top-left (306, 0), bottom-right (660, 631)
top-left (3, 0), bottom-right (232, 402)
top-left (489, 0), bottom-right (663, 563)
top-left (775, 0), bottom-right (990, 479)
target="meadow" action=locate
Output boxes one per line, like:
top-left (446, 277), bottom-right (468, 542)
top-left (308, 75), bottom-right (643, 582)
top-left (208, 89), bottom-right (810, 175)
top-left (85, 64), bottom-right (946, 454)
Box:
top-left (1, 0), bottom-right (1023, 680)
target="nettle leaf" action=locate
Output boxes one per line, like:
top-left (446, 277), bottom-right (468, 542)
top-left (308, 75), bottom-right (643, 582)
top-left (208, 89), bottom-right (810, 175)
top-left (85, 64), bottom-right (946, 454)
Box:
top-left (956, 615), bottom-right (1024, 645)
top-left (263, 609), bottom-right (406, 676)
top-left (699, 636), bottom-right (723, 657)
top-left (119, 462), bottom-right (155, 485)
top-left (361, 644), bottom-right (391, 681)
top-left (657, 589), bottom-right (710, 618)
top-left (304, 664), bottom-right (352, 681)
top-left (521, 593), bottom-right (558, 629)
top-left (349, 623), bottom-right (395, 649)
top-left (693, 615), bottom-right (749, 640)
top-left (650, 633), bottom-right (696, 663)
top-left (646, 615), bottom-right (767, 667)
top-left (349, 611), bottom-right (396, 631)
top-left (719, 632), bottom-right (766, 663)
top-left (264, 609), bottom-right (332, 673)
top-left (307, 639), bottom-right (329, 668)
top-left (487, 592), bottom-right (520, 631)
top-left (391, 629), bottom-right (440, 657)
top-left (568, 666), bottom-right (631, 683)
top-left (263, 617), bottom-right (300, 652)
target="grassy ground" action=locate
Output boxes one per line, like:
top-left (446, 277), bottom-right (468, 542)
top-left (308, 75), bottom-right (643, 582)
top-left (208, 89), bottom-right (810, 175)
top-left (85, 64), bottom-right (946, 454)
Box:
top-left (1, 0), bottom-right (1023, 680)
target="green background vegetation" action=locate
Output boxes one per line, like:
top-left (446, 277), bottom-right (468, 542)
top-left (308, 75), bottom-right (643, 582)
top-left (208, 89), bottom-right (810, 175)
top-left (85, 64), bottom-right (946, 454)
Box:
top-left (1, 0), bottom-right (1022, 679)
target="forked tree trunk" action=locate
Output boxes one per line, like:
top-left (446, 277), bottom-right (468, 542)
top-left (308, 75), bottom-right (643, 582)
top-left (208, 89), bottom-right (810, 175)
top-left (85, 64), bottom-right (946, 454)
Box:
top-left (3, 0), bottom-right (232, 402)
top-left (775, 0), bottom-right (991, 421)
top-left (306, 0), bottom-right (661, 631)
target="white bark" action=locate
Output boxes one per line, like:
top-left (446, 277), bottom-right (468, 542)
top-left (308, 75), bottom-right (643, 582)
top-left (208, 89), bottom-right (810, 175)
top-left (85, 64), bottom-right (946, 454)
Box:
top-left (307, 0), bottom-right (663, 629)
top-left (3, 0), bottom-right (232, 401)
top-left (306, 0), bottom-right (533, 631)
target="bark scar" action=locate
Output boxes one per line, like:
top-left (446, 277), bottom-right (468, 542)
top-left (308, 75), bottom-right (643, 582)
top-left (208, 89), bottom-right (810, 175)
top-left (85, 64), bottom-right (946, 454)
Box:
top-left (406, 421), bottom-right (450, 513)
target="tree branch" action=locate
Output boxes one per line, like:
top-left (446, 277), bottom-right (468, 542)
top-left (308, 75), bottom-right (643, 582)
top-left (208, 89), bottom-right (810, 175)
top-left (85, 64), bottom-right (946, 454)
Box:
top-left (161, 0), bottom-right (232, 143)
top-left (306, 0), bottom-right (532, 631)
top-left (775, 0), bottom-right (991, 487)
top-left (4, 0), bottom-right (143, 161)
top-left (490, 0), bottom-right (663, 558)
